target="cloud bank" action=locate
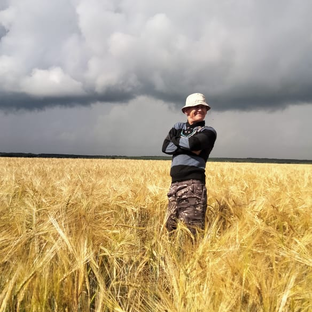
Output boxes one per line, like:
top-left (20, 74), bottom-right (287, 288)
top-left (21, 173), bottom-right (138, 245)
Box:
top-left (1, 98), bottom-right (311, 159)
top-left (1, 0), bottom-right (312, 111)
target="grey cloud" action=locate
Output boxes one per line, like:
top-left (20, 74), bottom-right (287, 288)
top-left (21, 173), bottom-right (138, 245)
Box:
top-left (0, 24), bottom-right (7, 39)
top-left (0, 90), bottom-right (136, 111)
top-left (1, 97), bottom-right (311, 159)
top-left (1, 0), bottom-right (312, 112)
top-left (0, 0), bottom-right (9, 10)
top-left (209, 104), bottom-right (312, 159)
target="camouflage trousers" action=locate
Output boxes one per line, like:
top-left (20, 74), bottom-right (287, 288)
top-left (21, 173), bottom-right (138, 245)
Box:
top-left (165, 179), bottom-right (207, 235)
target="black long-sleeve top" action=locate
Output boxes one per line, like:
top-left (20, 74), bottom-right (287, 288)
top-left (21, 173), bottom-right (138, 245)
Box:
top-left (162, 120), bottom-right (217, 183)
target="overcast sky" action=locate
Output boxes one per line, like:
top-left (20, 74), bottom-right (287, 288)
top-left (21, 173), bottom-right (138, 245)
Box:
top-left (1, 0), bottom-right (312, 159)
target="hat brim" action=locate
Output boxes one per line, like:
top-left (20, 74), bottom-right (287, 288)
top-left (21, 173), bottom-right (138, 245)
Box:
top-left (182, 103), bottom-right (211, 112)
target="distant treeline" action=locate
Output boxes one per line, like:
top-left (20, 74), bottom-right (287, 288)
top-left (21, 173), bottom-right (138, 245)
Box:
top-left (1, 152), bottom-right (311, 164)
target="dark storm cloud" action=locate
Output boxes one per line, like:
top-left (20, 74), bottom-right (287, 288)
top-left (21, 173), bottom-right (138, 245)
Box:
top-left (0, 90), bottom-right (136, 111)
top-left (1, 0), bottom-right (312, 112)
top-left (0, 24), bottom-right (7, 39)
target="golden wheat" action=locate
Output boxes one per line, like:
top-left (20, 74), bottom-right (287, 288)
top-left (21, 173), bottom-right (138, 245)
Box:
top-left (0, 158), bottom-right (311, 312)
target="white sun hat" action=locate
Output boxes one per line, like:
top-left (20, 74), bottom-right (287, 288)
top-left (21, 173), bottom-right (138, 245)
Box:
top-left (181, 93), bottom-right (211, 112)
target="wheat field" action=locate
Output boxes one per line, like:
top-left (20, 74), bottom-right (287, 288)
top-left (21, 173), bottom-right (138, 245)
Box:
top-left (0, 157), bottom-right (311, 312)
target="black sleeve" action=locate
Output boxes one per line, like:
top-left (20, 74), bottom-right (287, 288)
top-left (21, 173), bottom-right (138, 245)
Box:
top-left (162, 128), bottom-right (183, 155)
top-left (188, 129), bottom-right (217, 152)
top-left (162, 133), bottom-right (171, 153)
